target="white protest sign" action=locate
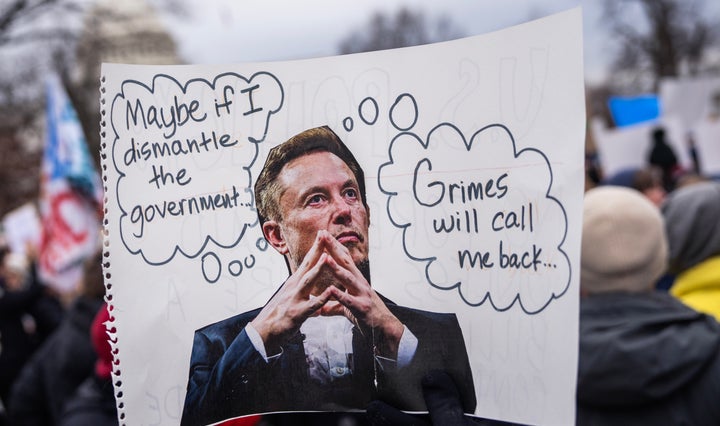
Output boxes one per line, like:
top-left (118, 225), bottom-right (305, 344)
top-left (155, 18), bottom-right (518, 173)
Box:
top-left (660, 76), bottom-right (720, 129)
top-left (591, 116), bottom-right (692, 179)
top-left (693, 119), bottom-right (720, 177)
top-left (113, 72), bottom-right (281, 267)
top-left (102, 8), bottom-right (584, 425)
top-left (2, 203), bottom-right (41, 255)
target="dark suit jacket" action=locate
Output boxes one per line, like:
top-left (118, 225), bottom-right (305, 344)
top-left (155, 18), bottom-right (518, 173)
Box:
top-left (180, 294), bottom-right (475, 425)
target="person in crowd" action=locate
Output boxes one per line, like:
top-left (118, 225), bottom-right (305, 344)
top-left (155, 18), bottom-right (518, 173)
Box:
top-left (602, 167), bottom-right (677, 290)
top-left (8, 250), bottom-right (106, 425)
top-left (647, 126), bottom-right (680, 191)
top-left (584, 151), bottom-right (603, 191)
top-left (577, 185), bottom-right (720, 425)
top-left (629, 167), bottom-right (667, 206)
top-left (673, 171), bottom-right (708, 189)
top-left (59, 303), bottom-right (117, 426)
top-left (181, 126), bottom-right (475, 425)
top-left (662, 181), bottom-right (720, 321)
top-left (0, 246), bottom-right (62, 408)
top-left (602, 167), bottom-right (666, 206)
top-left (685, 131), bottom-right (701, 176)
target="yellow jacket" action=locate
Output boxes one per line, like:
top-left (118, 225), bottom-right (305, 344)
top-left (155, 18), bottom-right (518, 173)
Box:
top-left (671, 256), bottom-right (720, 322)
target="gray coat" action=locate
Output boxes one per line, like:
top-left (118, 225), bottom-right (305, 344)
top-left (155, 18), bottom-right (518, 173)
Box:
top-left (577, 291), bottom-right (720, 425)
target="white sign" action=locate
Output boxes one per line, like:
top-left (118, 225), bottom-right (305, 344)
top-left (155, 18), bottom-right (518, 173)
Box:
top-left (660, 76), bottom-right (720, 129)
top-left (693, 119), bottom-right (720, 177)
top-left (2, 203), bottom-right (41, 255)
top-left (592, 116), bottom-right (692, 179)
top-left (102, 8), bottom-right (584, 425)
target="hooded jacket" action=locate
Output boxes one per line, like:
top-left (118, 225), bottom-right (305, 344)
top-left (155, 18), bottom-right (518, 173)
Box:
top-left (663, 181), bottom-right (720, 321)
top-left (577, 291), bottom-right (720, 425)
top-left (671, 256), bottom-right (720, 322)
top-left (662, 182), bottom-right (720, 274)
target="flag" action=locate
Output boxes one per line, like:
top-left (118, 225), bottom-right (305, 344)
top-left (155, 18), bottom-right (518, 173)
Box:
top-left (38, 74), bottom-right (102, 293)
top-left (608, 95), bottom-right (661, 127)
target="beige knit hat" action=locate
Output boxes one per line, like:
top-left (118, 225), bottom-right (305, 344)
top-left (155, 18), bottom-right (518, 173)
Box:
top-left (581, 186), bottom-right (668, 294)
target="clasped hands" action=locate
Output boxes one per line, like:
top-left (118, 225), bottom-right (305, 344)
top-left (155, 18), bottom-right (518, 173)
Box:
top-left (250, 230), bottom-right (404, 358)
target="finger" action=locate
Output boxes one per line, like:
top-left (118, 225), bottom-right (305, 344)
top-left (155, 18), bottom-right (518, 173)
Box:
top-left (326, 285), bottom-right (359, 313)
top-left (319, 300), bottom-right (345, 316)
top-left (319, 300), bottom-right (359, 326)
top-left (322, 251), bottom-right (367, 294)
top-left (278, 235), bottom-right (327, 297)
top-left (422, 370), bottom-right (468, 426)
top-left (320, 231), bottom-right (357, 270)
top-left (296, 231), bottom-right (329, 275)
top-left (299, 292), bottom-right (332, 318)
top-left (299, 285), bottom-right (334, 319)
top-left (296, 252), bottom-right (332, 298)
top-left (326, 286), bottom-right (378, 332)
top-left (366, 400), bottom-right (430, 426)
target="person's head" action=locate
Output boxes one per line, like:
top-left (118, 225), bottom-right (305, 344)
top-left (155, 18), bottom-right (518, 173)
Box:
top-left (602, 168), bottom-right (666, 206)
top-left (581, 186), bottom-right (668, 296)
top-left (254, 126), bottom-right (370, 275)
top-left (1, 251), bottom-right (29, 291)
top-left (652, 127), bottom-right (666, 145)
top-left (632, 168), bottom-right (666, 206)
top-left (662, 181), bottom-right (720, 274)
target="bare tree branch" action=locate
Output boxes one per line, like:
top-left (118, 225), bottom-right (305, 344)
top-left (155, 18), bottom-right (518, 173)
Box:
top-left (0, 27), bottom-right (77, 45)
top-left (338, 7), bottom-right (465, 55)
top-left (602, 0), bottom-right (719, 92)
top-left (0, 0), bottom-right (86, 49)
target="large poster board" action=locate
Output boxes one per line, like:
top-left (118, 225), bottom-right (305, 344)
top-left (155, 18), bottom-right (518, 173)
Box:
top-left (101, 8), bottom-right (585, 425)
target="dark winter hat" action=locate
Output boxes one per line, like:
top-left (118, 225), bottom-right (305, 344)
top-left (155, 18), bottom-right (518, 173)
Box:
top-left (581, 186), bottom-right (668, 294)
top-left (662, 181), bottom-right (720, 274)
top-left (91, 303), bottom-right (114, 380)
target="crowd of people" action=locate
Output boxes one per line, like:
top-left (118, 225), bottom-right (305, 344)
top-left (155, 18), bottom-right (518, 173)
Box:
top-left (1, 123), bottom-right (719, 426)
top-left (577, 126), bottom-right (720, 424)
top-left (577, 185), bottom-right (720, 424)
top-left (0, 245), bottom-right (117, 426)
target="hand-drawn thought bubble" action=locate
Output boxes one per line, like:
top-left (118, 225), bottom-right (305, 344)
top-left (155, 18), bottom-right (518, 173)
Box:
top-left (378, 122), bottom-right (570, 314)
top-left (110, 73), bottom-right (284, 265)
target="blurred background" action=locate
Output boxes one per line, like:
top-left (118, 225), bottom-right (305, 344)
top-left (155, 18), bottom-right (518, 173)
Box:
top-left (2, 0), bottom-right (720, 264)
top-left (0, 1), bottom-right (719, 423)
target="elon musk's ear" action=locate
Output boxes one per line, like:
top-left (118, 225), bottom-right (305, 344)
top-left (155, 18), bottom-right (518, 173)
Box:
top-left (262, 220), bottom-right (288, 255)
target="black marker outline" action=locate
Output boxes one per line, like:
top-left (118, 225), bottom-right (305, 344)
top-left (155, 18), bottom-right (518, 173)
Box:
top-left (110, 72), bottom-right (284, 266)
top-left (377, 122), bottom-right (571, 314)
top-left (389, 93), bottom-right (418, 131)
top-left (201, 251), bottom-right (222, 283)
top-left (359, 96), bottom-right (379, 125)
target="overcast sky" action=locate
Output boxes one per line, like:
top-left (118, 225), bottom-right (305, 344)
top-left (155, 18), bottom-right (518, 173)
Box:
top-left (161, 0), bottom-right (614, 85)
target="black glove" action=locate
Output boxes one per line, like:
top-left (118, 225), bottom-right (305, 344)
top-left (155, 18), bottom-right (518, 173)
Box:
top-left (367, 370), bottom-right (478, 426)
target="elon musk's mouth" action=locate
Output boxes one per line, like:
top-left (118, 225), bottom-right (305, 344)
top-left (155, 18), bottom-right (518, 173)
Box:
top-left (335, 231), bottom-right (363, 245)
